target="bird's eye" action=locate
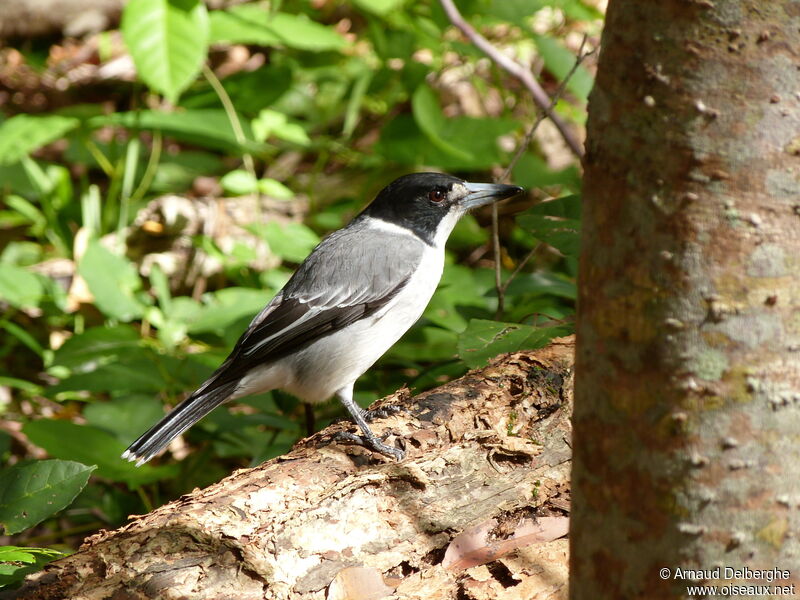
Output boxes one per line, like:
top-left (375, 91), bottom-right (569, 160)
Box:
top-left (428, 189), bottom-right (446, 203)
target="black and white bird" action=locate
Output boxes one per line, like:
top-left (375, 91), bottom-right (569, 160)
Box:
top-left (123, 172), bottom-right (522, 464)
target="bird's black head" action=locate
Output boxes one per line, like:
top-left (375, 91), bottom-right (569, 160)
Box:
top-left (361, 172), bottom-right (523, 245)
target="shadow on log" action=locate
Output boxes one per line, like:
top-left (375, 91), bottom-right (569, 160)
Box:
top-left (11, 337), bottom-right (574, 600)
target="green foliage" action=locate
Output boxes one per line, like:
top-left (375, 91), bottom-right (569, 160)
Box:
top-left (458, 320), bottom-right (569, 368)
top-left (0, 116), bottom-right (80, 166)
top-left (0, 460), bottom-right (95, 534)
top-left (0, 0), bottom-right (599, 585)
top-left (122, 0), bottom-right (210, 103)
top-left (0, 546), bottom-right (65, 588)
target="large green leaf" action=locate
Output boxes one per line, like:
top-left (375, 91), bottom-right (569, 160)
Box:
top-left (94, 109), bottom-right (261, 154)
top-left (77, 240), bottom-right (147, 321)
top-left (122, 0), bottom-right (209, 102)
top-left (0, 264), bottom-right (44, 310)
top-left (411, 84), bottom-right (473, 162)
top-left (210, 6), bottom-right (346, 52)
top-left (188, 287), bottom-right (273, 335)
top-left (377, 114), bottom-right (518, 170)
top-left (0, 115), bottom-right (79, 166)
top-left (84, 396), bottom-right (167, 445)
top-left (22, 421), bottom-right (176, 487)
top-left (458, 319), bottom-right (567, 368)
top-left (516, 195), bottom-right (582, 256)
top-left (0, 460), bottom-right (95, 534)
top-left (51, 325), bottom-right (141, 371)
top-left (49, 351), bottom-right (168, 395)
top-left (247, 222), bottom-right (320, 263)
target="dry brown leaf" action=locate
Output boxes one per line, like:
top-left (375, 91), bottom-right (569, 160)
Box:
top-left (442, 516), bottom-right (569, 571)
top-left (327, 566), bottom-right (397, 600)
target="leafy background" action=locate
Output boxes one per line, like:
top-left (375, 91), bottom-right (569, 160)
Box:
top-left (0, 0), bottom-right (601, 587)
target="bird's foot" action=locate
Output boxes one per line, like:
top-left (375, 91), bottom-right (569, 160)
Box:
top-left (362, 404), bottom-right (406, 422)
top-left (332, 430), bottom-right (405, 461)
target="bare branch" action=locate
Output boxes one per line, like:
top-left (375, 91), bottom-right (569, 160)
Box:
top-left (439, 0), bottom-right (585, 158)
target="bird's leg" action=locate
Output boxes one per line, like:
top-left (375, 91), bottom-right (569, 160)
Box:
top-left (333, 387), bottom-right (405, 461)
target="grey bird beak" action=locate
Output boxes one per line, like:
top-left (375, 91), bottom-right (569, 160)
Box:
top-left (461, 182), bottom-right (524, 210)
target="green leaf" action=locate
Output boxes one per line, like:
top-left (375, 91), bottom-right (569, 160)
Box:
top-left (486, 0), bottom-right (543, 21)
top-left (0, 460), bottom-right (96, 534)
top-left (84, 396), bottom-right (167, 444)
top-left (0, 264), bottom-right (44, 310)
top-left (378, 114), bottom-right (518, 170)
top-left (504, 272), bottom-right (577, 300)
top-left (95, 109), bottom-right (261, 154)
top-left (516, 195), bottom-right (581, 256)
top-left (0, 115), bottom-right (79, 166)
top-left (511, 153), bottom-right (581, 190)
top-left (188, 288), bottom-right (273, 335)
top-left (353, 0), bottom-right (408, 16)
top-left (121, 0), bottom-right (209, 102)
top-left (209, 6), bottom-right (346, 52)
top-left (257, 178), bottom-right (294, 200)
top-left (220, 169), bottom-right (258, 195)
top-left (252, 109), bottom-right (310, 146)
top-left (247, 222), bottom-right (320, 263)
top-left (49, 350), bottom-right (168, 395)
top-left (411, 85), bottom-right (473, 162)
top-left (22, 421), bottom-right (176, 486)
top-left (458, 319), bottom-right (567, 368)
top-left (209, 6), bottom-right (281, 45)
top-left (532, 34), bottom-right (593, 101)
top-left (78, 240), bottom-right (147, 321)
top-left (0, 546), bottom-right (64, 588)
top-left (51, 326), bottom-right (141, 371)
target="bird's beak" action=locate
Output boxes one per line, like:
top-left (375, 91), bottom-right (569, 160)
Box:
top-left (461, 182), bottom-right (524, 210)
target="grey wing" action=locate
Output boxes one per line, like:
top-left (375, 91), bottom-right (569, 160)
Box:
top-left (199, 222), bottom-right (425, 388)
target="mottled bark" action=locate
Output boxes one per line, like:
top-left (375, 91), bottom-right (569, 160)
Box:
top-left (572, 1), bottom-right (800, 599)
top-left (12, 339), bottom-right (574, 600)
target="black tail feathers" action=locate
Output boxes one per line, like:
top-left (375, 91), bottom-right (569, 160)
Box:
top-left (122, 381), bottom-right (237, 465)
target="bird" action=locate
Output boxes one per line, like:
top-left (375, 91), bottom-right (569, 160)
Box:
top-left (122, 172), bottom-right (523, 464)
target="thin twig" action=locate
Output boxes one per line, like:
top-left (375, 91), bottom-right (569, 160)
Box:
top-left (492, 37), bottom-right (594, 318)
top-left (487, 32), bottom-right (594, 318)
top-left (439, 0), bottom-right (585, 158)
top-left (500, 35), bottom-right (594, 182)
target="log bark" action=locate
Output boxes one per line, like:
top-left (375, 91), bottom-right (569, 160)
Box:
top-left (12, 337), bottom-right (574, 600)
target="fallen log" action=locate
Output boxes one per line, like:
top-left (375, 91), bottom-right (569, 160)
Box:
top-left (12, 336), bottom-right (574, 600)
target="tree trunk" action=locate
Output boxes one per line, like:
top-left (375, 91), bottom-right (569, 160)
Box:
top-left (11, 338), bottom-right (574, 600)
top-left (572, 1), bottom-right (800, 598)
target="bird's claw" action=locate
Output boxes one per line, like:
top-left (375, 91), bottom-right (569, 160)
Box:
top-left (331, 430), bottom-right (405, 461)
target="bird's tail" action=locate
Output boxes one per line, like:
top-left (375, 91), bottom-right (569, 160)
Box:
top-left (122, 380), bottom-right (238, 466)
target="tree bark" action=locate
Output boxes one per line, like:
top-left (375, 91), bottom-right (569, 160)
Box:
top-left (12, 338), bottom-right (574, 600)
top-left (572, 1), bottom-right (800, 598)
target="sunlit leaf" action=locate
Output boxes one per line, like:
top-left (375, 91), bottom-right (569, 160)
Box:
top-left (0, 264), bottom-right (44, 310)
top-left (122, 0), bottom-right (209, 102)
top-left (210, 6), bottom-right (346, 51)
top-left (352, 0), bottom-right (408, 17)
top-left (0, 115), bottom-right (79, 166)
top-left (78, 240), bottom-right (147, 321)
top-left (247, 222), bottom-right (320, 263)
top-left (458, 319), bottom-right (567, 368)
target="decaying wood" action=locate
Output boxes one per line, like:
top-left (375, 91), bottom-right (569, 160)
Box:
top-left (13, 337), bottom-right (574, 600)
